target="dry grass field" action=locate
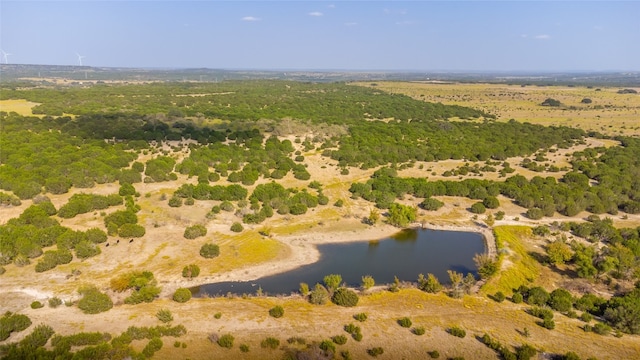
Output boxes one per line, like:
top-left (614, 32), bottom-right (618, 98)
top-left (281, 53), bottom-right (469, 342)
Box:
top-left (354, 82), bottom-right (640, 136)
top-left (2, 83), bottom-right (640, 359)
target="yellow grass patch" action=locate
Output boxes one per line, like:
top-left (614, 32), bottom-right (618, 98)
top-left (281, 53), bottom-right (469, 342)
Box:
top-left (0, 99), bottom-right (41, 116)
top-left (481, 226), bottom-right (541, 296)
top-left (354, 82), bottom-right (640, 136)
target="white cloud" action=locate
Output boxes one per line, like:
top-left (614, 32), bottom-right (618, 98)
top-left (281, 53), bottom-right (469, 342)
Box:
top-left (396, 21), bottom-right (414, 26)
top-left (520, 34), bottom-right (528, 38)
top-left (345, 22), bottom-right (358, 27)
top-left (534, 34), bottom-right (550, 40)
top-left (328, 4), bottom-right (335, 9)
top-left (309, 11), bottom-right (323, 17)
top-left (242, 16), bottom-right (260, 21)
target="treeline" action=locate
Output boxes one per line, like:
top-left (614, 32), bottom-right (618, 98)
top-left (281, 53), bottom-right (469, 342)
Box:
top-left (0, 81), bottom-right (491, 123)
top-left (349, 136), bottom-right (640, 217)
top-left (325, 119), bottom-right (585, 168)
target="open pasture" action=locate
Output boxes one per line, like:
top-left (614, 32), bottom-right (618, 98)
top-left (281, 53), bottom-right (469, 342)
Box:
top-left (355, 82), bottom-right (640, 136)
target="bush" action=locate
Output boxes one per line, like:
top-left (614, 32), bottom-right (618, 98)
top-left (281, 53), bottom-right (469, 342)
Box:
top-left (332, 335), bottom-right (347, 345)
top-left (413, 326), bottom-right (426, 335)
top-left (269, 305), bottom-right (284, 318)
top-left (214, 312), bottom-right (222, 319)
top-left (421, 197), bottom-right (444, 211)
top-left (261, 337), bottom-right (280, 349)
top-left (118, 223), bottom-right (146, 238)
top-left (200, 243), bottom-right (220, 258)
top-left (30, 301), bottom-right (44, 309)
top-left (354, 313), bottom-right (368, 322)
top-left (182, 264), bottom-right (200, 279)
top-left (512, 292), bottom-right (523, 304)
top-left (48, 297), bottom-right (62, 308)
top-left (525, 207), bottom-right (544, 220)
top-left (183, 224), bottom-right (207, 239)
top-left (142, 337), bottom-right (163, 358)
top-left (352, 332), bottom-right (363, 342)
top-left (483, 196), bottom-right (500, 209)
top-left (493, 291), bottom-right (506, 302)
top-left (217, 334), bottom-right (234, 348)
top-left (240, 344), bottom-right (249, 352)
top-left (319, 339), bottom-right (336, 353)
top-left (448, 326), bottom-right (466, 338)
top-left (309, 283), bottom-right (329, 305)
top-left (428, 350), bottom-right (440, 358)
top-left (230, 222), bottom-right (244, 232)
top-left (367, 347), bottom-right (384, 357)
top-left (331, 288), bottom-right (359, 307)
top-left (173, 288), bottom-right (192, 303)
top-left (156, 309), bottom-right (173, 323)
top-left (361, 275), bottom-right (375, 290)
top-left (529, 306), bottom-right (554, 320)
top-left (470, 202), bottom-right (486, 214)
top-left (593, 322), bottom-right (611, 335)
top-left (398, 317), bottom-right (412, 328)
top-left (541, 317), bottom-right (555, 330)
top-left (77, 286), bottom-right (113, 314)
top-left (580, 312), bottom-right (593, 322)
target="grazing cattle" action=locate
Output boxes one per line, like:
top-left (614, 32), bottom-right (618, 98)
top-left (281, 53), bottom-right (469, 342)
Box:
top-left (105, 243), bottom-right (110, 247)
top-left (129, 239), bottom-right (134, 243)
top-left (116, 239), bottom-right (120, 244)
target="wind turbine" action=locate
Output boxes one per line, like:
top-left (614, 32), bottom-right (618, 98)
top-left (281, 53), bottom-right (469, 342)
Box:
top-left (75, 52), bottom-right (86, 66)
top-left (1, 49), bottom-right (13, 64)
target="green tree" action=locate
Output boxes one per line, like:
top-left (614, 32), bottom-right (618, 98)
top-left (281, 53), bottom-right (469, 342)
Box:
top-left (182, 264), bottom-right (200, 279)
top-left (361, 275), bottom-right (375, 290)
top-left (172, 288), bottom-right (192, 303)
top-left (323, 274), bottom-right (343, 292)
top-left (547, 240), bottom-right (573, 265)
top-left (417, 273), bottom-right (442, 293)
top-left (77, 286), bottom-right (113, 314)
top-left (387, 203), bottom-right (417, 227)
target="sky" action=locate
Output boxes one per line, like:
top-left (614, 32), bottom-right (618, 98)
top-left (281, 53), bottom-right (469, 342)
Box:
top-left (1, 0), bottom-right (639, 71)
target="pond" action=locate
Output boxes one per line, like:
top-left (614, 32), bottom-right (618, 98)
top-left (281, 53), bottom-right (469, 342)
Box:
top-left (191, 228), bottom-right (485, 297)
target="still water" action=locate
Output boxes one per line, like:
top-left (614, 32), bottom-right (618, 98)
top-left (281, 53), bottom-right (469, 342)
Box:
top-left (192, 228), bottom-right (485, 297)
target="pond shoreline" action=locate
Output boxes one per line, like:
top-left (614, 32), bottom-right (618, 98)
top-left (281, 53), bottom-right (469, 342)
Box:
top-left (165, 220), bottom-right (495, 296)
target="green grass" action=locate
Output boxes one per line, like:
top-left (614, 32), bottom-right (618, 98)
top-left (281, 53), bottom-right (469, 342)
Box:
top-left (481, 226), bottom-right (540, 296)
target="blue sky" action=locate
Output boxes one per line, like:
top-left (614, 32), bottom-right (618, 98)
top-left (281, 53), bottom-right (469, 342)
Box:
top-left (1, 1), bottom-right (639, 71)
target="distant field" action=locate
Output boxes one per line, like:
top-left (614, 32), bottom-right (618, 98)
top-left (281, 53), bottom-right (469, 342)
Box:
top-left (354, 82), bottom-right (640, 136)
top-left (0, 99), bottom-right (41, 116)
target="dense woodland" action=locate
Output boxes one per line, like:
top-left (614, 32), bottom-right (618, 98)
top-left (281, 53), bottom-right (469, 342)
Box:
top-left (1, 80), bottom-right (639, 358)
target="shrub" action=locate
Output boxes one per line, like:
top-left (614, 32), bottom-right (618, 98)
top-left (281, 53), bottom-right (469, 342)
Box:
top-left (240, 344), bottom-right (249, 352)
top-left (30, 301), bottom-right (44, 309)
top-left (512, 292), bottom-right (524, 304)
top-left (421, 197), bottom-right (444, 211)
top-left (261, 337), bottom-right (280, 349)
top-left (580, 312), bottom-right (593, 322)
top-left (344, 323), bottom-right (360, 334)
top-left (470, 202), bottom-right (486, 214)
top-left (214, 312), bottom-right (222, 319)
top-left (332, 288), bottom-right (359, 307)
top-left (309, 283), bottom-right (329, 305)
top-left (173, 288), bottom-right (192, 303)
top-left (525, 208), bottom-right (544, 220)
top-left (183, 224), bottom-right (207, 239)
top-left (200, 243), bottom-right (220, 258)
top-left (526, 287), bottom-right (550, 306)
top-left (418, 273), bottom-right (443, 293)
top-left (398, 317), bottom-right (412, 328)
top-left (515, 344), bottom-right (537, 360)
top-left (334, 199), bottom-right (344, 207)
top-left (352, 332), bottom-right (363, 342)
top-left (230, 222), bottom-right (243, 232)
top-left (428, 350), bottom-right (440, 358)
top-left (448, 326), bottom-right (466, 338)
top-left (593, 322), bottom-right (611, 335)
top-left (493, 291), bottom-right (506, 302)
top-left (77, 286), bottom-right (113, 314)
top-left (361, 275), bottom-right (375, 290)
top-left (48, 297), bottom-right (63, 308)
top-left (541, 317), bottom-right (555, 330)
top-left (367, 347), bottom-right (384, 357)
top-left (332, 335), bottom-right (347, 345)
top-left (182, 264), bottom-right (200, 279)
top-left (529, 306), bottom-right (554, 320)
top-left (156, 309), bottom-right (173, 323)
top-left (287, 336), bottom-right (306, 345)
top-left (354, 313), bottom-right (368, 322)
top-left (413, 326), bottom-right (426, 335)
top-left (118, 223), bottom-right (146, 238)
top-left (319, 339), bottom-right (336, 353)
top-left (142, 337), bottom-right (163, 358)
top-left (217, 334), bottom-right (234, 348)
top-left (269, 305), bottom-right (284, 318)
top-left (323, 274), bottom-right (342, 291)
